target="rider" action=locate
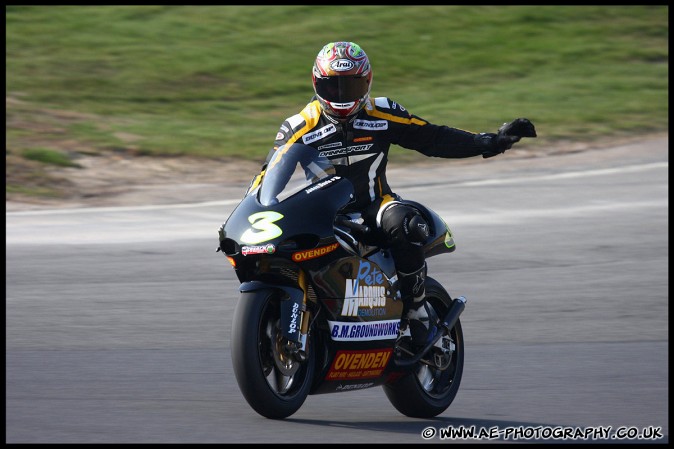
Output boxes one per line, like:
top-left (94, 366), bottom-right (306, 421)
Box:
top-left (246, 41), bottom-right (536, 346)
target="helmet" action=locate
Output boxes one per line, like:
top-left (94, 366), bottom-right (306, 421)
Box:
top-left (312, 41), bottom-right (372, 120)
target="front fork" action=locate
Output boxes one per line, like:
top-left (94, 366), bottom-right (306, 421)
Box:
top-left (295, 269), bottom-right (312, 361)
top-left (278, 270), bottom-right (311, 362)
top-left (239, 278), bottom-right (311, 362)
top-left (238, 270), bottom-right (313, 363)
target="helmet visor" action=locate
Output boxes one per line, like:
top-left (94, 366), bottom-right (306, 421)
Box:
top-left (314, 75), bottom-right (369, 103)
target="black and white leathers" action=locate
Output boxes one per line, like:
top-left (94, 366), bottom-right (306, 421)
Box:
top-left (250, 97), bottom-right (489, 214)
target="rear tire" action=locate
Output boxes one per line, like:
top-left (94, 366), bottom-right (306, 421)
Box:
top-left (383, 278), bottom-right (464, 418)
top-left (231, 290), bottom-right (315, 419)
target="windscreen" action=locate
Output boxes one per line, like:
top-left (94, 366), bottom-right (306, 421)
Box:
top-left (258, 143), bottom-right (336, 206)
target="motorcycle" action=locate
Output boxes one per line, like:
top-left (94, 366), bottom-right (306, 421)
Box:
top-left (217, 142), bottom-right (467, 420)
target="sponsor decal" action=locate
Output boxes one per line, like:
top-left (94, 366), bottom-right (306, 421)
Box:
top-left (302, 123), bottom-right (337, 144)
top-left (341, 260), bottom-right (387, 317)
top-left (330, 59), bottom-right (355, 71)
top-left (319, 143), bottom-right (374, 158)
top-left (288, 302), bottom-right (300, 334)
top-left (325, 348), bottom-right (393, 380)
top-left (275, 131), bottom-right (284, 141)
top-left (335, 382), bottom-right (375, 391)
top-left (292, 243), bottom-right (340, 262)
top-left (328, 319), bottom-right (400, 341)
top-left (304, 176), bottom-right (340, 194)
top-left (353, 119), bottom-right (388, 131)
top-left (280, 124), bottom-right (289, 133)
top-left (391, 101), bottom-right (406, 112)
top-left (353, 136), bottom-right (373, 143)
top-left (318, 141), bottom-right (342, 150)
top-left (241, 243), bottom-right (276, 256)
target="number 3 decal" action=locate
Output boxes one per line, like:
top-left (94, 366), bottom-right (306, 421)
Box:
top-left (240, 211), bottom-right (284, 244)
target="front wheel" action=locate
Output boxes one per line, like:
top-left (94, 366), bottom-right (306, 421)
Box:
top-left (230, 289), bottom-right (315, 419)
top-left (383, 278), bottom-right (464, 418)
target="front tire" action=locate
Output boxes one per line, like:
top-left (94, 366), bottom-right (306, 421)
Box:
top-left (231, 290), bottom-right (315, 419)
top-left (383, 278), bottom-right (464, 418)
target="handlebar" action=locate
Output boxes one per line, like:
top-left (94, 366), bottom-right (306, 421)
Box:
top-left (334, 216), bottom-right (371, 234)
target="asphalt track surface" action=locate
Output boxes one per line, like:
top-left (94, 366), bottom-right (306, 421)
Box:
top-left (6, 137), bottom-right (668, 444)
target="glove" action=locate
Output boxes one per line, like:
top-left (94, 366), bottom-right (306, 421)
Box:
top-left (481, 118), bottom-right (537, 158)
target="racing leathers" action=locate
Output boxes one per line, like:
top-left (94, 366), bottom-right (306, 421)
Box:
top-left (247, 96), bottom-right (503, 344)
top-left (249, 96), bottom-right (499, 212)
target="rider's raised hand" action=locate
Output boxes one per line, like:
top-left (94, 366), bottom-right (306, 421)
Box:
top-left (480, 118), bottom-right (537, 158)
top-left (499, 118), bottom-right (537, 138)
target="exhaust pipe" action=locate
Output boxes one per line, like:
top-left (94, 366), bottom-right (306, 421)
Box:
top-left (394, 296), bottom-right (467, 367)
top-left (437, 295), bottom-right (466, 336)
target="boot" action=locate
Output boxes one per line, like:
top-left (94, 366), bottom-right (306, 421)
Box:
top-left (399, 263), bottom-right (436, 347)
top-left (406, 301), bottom-right (437, 347)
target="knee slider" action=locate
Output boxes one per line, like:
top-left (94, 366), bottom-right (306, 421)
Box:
top-left (381, 205), bottom-right (429, 247)
top-left (407, 213), bottom-right (430, 245)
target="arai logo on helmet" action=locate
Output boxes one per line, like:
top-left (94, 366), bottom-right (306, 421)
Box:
top-left (330, 59), bottom-right (355, 71)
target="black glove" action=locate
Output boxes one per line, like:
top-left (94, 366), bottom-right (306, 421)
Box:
top-left (481, 118), bottom-right (537, 158)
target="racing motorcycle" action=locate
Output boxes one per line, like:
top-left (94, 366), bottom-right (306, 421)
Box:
top-left (217, 142), bottom-right (467, 420)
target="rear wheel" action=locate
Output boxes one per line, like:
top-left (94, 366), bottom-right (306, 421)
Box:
top-left (383, 278), bottom-right (464, 418)
top-left (231, 290), bottom-right (315, 419)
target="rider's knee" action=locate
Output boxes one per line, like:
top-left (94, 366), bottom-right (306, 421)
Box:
top-left (380, 203), bottom-right (430, 248)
